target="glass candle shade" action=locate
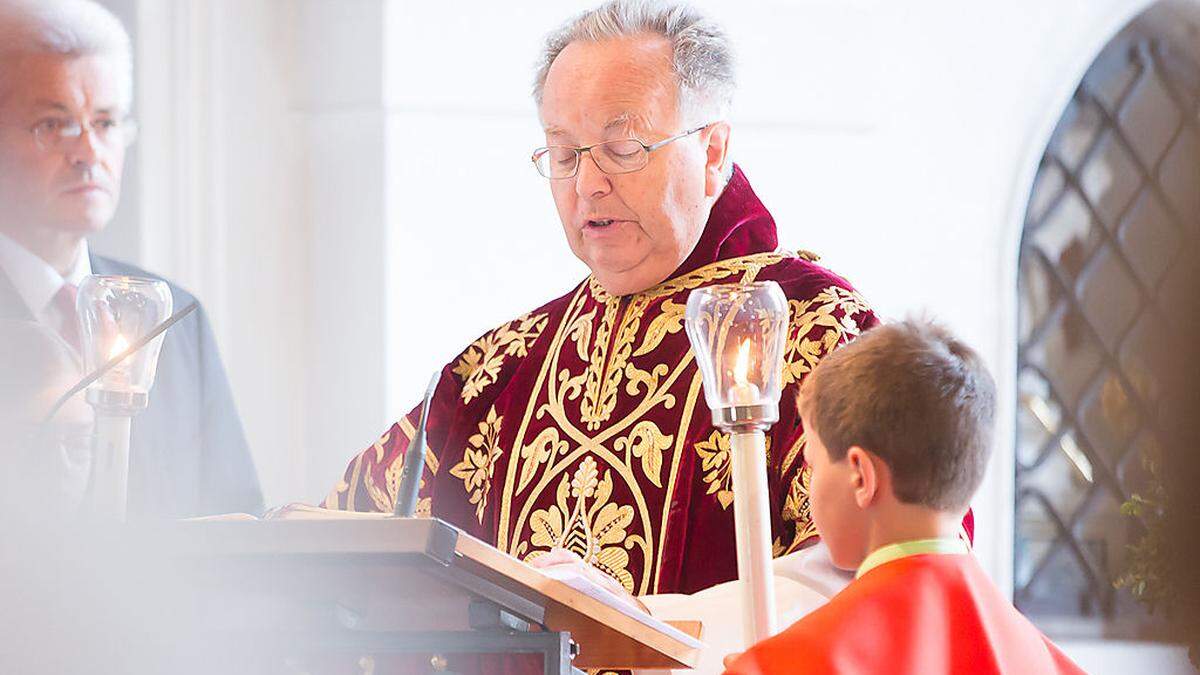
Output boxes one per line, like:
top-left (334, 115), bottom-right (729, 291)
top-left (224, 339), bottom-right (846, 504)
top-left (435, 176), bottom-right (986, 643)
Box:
top-left (76, 275), bottom-right (173, 402)
top-left (684, 281), bottom-right (789, 430)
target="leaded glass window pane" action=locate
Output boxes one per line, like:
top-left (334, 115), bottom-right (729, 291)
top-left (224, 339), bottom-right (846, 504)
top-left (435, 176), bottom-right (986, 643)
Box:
top-left (1015, 8), bottom-right (1200, 638)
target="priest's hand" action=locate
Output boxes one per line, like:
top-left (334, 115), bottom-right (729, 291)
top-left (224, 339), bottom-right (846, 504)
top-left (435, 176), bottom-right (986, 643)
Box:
top-left (723, 652), bottom-right (743, 670)
top-left (528, 547), bottom-right (650, 613)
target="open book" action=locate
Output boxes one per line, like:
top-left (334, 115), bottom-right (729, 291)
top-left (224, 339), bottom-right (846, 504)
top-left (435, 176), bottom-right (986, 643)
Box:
top-left (535, 564), bottom-right (704, 649)
top-left (184, 503), bottom-right (391, 522)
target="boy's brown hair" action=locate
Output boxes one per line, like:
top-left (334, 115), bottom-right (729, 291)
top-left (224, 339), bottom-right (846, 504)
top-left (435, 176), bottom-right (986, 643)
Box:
top-left (798, 318), bottom-right (996, 511)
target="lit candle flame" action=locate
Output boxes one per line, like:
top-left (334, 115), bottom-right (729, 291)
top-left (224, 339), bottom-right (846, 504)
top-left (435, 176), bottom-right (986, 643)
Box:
top-left (734, 338), bottom-right (752, 386)
top-left (109, 334), bottom-right (130, 360)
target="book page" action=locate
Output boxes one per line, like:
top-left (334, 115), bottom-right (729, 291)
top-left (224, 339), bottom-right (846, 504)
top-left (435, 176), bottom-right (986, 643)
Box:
top-left (264, 503), bottom-right (393, 520)
top-left (182, 503), bottom-right (395, 522)
top-left (536, 565), bottom-right (704, 649)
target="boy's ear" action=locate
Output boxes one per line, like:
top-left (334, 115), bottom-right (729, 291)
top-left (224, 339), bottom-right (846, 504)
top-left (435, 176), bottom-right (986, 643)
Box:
top-left (846, 446), bottom-right (879, 508)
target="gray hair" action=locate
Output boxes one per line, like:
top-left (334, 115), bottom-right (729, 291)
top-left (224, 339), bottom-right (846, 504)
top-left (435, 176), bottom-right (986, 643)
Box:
top-left (0, 0), bottom-right (133, 110)
top-left (533, 0), bottom-right (736, 123)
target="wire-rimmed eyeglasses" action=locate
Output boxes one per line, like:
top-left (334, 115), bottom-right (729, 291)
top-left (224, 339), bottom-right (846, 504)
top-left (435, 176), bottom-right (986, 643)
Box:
top-left (30, 115), bottom-right (139, 152)
top-left (531, 123), bottom-right (709, 179)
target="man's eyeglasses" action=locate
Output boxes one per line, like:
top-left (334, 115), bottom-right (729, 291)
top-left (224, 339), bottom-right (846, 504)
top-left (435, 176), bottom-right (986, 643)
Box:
top-left (531, 123), bottom-right (709, 180)
top-left (30, 116), bottom-right (138, 151)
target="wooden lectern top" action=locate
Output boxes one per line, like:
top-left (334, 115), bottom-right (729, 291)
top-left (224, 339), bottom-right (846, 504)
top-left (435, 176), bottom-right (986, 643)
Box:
top-left (170, 517), bottom-right (703, 670)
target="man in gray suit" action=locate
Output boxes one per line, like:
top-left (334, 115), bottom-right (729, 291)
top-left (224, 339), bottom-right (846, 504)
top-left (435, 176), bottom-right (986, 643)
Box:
top-left (0, 0), bottom-right (262, 518)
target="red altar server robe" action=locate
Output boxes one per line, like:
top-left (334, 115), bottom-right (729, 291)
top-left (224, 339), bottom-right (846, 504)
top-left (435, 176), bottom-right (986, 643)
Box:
top-left (724, 542), bottom-right (1085, 675)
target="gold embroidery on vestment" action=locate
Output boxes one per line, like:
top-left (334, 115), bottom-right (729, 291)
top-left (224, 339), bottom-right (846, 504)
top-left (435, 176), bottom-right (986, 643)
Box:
top-left (695, 430), bottom-right (772, 510)
top-left (614, 420), bottom-right (674, 488)
top-left (781, 432), bottom-right (807, 477)
top-left (452, 313), bottom-right (549, 403)
top-left (503, 253), bottom-right (790, 592)
top-left (520, 457), bottom-right (641, 593)
top-left (783, 286), bottom-right (870, 386)
top-left (498, 285), bottom-right (591, 552)
top-left (782, 464), bottom-right (819, 554)
top-left (499, 252), bottom-right (832, 593)
top-left (580, 253), bottom-right (788, 428)
top-left (653, 368), bottom-right (702, 592)
top-left (448, 406), bottom-right (504, 522)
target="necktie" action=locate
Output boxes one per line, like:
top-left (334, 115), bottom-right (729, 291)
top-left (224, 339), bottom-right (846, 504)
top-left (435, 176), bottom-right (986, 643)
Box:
top-left (53, 282), bottom-right (82, 354)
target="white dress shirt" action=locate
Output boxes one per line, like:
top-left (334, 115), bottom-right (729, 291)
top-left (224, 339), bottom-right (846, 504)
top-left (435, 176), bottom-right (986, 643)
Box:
top-left (0, 230), bottom-right (92, 340)
top-left (0, 231), bottom-right (95, 516)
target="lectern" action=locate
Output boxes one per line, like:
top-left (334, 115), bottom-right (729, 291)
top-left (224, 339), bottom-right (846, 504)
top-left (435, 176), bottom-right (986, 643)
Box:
top-left (160, 517), bottom-right (703, 674)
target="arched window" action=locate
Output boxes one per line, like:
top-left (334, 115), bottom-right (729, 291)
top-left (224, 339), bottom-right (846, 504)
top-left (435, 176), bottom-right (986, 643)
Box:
top-left (1016, 2), bottom-right (1199, 636)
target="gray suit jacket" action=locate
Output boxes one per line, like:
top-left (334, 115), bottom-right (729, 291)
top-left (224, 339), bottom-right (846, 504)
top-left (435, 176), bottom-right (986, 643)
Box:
top-left (0, 255), bottom-right (264, 518)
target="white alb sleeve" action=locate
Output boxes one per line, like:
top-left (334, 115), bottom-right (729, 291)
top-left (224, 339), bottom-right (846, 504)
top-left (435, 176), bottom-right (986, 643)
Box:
top-left (634, 542), bottom-right (852, 674)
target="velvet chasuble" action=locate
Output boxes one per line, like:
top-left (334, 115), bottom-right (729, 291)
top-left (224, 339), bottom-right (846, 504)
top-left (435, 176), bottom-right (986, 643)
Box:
top-left (325, 165), bottom-right (878, 597)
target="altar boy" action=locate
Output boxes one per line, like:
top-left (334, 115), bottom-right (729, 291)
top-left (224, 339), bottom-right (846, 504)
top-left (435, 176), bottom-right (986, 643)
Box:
top-left (724, 319), bottom-right (1084, 675)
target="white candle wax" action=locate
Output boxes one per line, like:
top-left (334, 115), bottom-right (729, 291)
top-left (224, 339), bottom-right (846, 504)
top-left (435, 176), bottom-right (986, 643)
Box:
top-left (90, 413), bottom-right (131, 520)
top-left (730, 382), bottom-right (761, 406)
top-left (731, 429), bottom-right (777, 645)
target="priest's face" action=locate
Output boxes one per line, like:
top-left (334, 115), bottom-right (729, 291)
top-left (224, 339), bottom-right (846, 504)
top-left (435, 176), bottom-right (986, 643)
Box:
top-left (538, 36), bottom-right (716, 296)
top-left (0, 53), bottom-right (128, 238)
top-left (802, 424), bottom-right (871, 571)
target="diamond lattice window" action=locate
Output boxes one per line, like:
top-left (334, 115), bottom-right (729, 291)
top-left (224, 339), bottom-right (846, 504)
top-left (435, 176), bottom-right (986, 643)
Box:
top-left (1015, 8), bottom-right (1200, 638)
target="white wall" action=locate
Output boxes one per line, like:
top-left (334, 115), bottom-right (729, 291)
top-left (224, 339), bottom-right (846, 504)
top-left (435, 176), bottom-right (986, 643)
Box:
top-left (87, 0), bottom-right (140, 259)
top-left (121, 0), bottom-right (396, 506)
top-left (128, 0), bottom-right (315, 509)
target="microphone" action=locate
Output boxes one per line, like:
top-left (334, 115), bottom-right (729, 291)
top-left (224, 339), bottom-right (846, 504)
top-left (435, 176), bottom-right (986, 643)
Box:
top-left (393, 371), bottom-right (440, 517)
top-left (39, 301), bottom-right (198, 427)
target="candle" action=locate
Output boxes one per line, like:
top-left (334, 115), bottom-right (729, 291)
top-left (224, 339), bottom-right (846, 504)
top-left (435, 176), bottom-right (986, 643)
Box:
top-left (730, 339), bottom-right (761, 406)
top-left (77, 275), bottom-right (174, 521)
top-left (88, 332), bottom-right (135, 519)
top-left (728, 339), bottom-right (776, 644)
top-left (684, 283), bottom-right (787, 645)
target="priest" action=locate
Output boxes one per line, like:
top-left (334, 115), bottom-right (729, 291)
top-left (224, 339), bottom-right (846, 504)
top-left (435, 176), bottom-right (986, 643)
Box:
top-left (325, 0), bottom-right (884, 669)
